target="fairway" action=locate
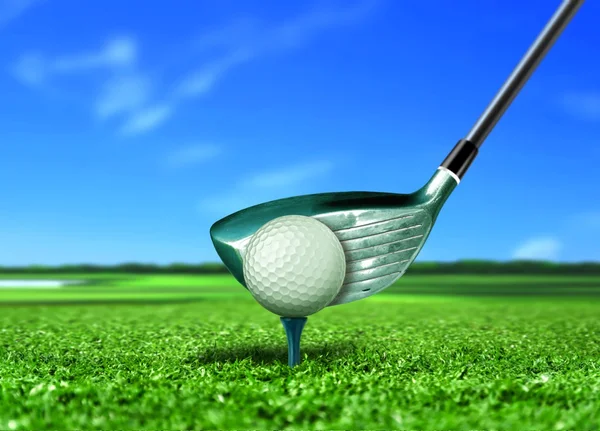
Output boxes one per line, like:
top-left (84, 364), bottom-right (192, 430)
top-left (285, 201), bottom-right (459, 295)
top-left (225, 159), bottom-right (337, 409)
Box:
top-left (1, 275), bottom-right (599, 429)
top-left (2, 274), bottom-right (600, 304)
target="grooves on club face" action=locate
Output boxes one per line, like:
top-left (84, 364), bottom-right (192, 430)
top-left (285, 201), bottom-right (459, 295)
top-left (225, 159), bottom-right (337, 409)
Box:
top-left (210, 168), bottom-right (457, 306)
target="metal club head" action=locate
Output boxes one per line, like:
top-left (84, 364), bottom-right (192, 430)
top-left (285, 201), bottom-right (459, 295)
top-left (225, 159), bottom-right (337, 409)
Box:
top-left (210, 0), bottom-right (583, 306)
top-left (211, 168), bottom-right (457, 306)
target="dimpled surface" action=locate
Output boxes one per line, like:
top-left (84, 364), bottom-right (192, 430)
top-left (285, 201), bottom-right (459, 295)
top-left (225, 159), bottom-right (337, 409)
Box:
top-left (243, 215), bottom-right (346, 317)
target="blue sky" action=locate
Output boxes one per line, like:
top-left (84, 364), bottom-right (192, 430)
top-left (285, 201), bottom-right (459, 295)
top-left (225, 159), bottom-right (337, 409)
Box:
top-left (0, 0), bottom-right (598, 265)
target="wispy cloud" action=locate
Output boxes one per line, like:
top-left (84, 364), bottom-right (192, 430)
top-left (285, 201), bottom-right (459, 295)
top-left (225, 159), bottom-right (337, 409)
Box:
top-left (175, 50), bottom-right (253, 99)
top-left (200, 193), bottom-right (261, 216)
top-left (11, 35), bottom-right (171, 135)
top-left (177, 0), bottom-right (380, 98)
top-left (166, 144), bottom-right (222, 168)
top-left (561, 92), bottom-right (600, 121)
top-left (53, 37), bottom-right (137, 72)
top-left (0, 0), bottom-right (42, 28)
top-left (119, 104), bottom-right (173, 136)
top-left (95, 73), bottom-right (152, 119)
top-left (268, 1), bottom-right (379, 50)
top-left (11, 52), bottom-right (46, 86)
top-left (199, 159), bottom-right (335, 215)
top-left (10, 0), bottom-right (380, 136)
top-left (12, 36), bottom-right (137, 87)
top-left (193, 18), bottom-right (261, 52)
top-left (513, 237), bottom-right (561, 260)
top-left (247, 160), bottom-right (334, 188)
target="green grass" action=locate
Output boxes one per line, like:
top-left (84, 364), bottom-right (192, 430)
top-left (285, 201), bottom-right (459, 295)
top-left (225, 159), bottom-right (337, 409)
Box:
top-left (0, 275), bottom-right (238, 304)
top-left (1, 274), bottom-right (600, 304)
top-left (0, 275), bottom-right (599, 429)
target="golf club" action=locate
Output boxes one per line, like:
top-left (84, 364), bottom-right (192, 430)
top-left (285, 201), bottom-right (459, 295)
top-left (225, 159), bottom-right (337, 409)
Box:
top-left (211, 0), bottom-right (583, 307)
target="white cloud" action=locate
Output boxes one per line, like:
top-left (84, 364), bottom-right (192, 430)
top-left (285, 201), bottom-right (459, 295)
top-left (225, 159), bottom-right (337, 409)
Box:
top-left (513, 237), bottom-right (561, 261)
top-left (12, 36), bottom-right (138, 87)
top-left (11, 51), bottom-right (46, 86)
top-left (95, 72), bottom-right (153, 119)
top-left (11, 35), bottom-right (171, 136)
top-left (10, 1), bottom-right (380, 135)
top-left (167, 144), bottom-right (222, 168)
top-left (199, 159), bottom-right (335, 215)
top-left (248, 160), bottom-right (334, 188)
top-left (175, 50), bottom-right (253, 98)
top-left (562, 92), bottom-right (600, 121)
top-left (199, 193), bottom-right (264, 216)
top-left (268, 1), bottom-right (379, 50)
top-left (176, 0), bottom-right (379, 99)
top-left (193, 17), bottom-right (261, 52)
top-left (52, 36), bottom-right (137, 72)
top-left (0, 0), bottom-right (42, 28)
top-left (119, 104), bottom-right (173, 135)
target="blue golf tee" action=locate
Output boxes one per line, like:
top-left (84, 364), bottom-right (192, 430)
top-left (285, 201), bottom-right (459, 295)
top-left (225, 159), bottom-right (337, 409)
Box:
top-left (280, 316), bottom-right (308, 367)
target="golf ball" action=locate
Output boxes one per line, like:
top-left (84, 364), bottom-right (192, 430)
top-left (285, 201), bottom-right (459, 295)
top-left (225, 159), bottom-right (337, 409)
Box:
top-left (243, 215), bottom-right (346, 317)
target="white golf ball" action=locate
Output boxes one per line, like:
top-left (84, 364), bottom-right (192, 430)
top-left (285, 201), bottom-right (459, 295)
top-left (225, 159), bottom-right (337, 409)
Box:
top-left (243, 215), bottom-right (347, 317)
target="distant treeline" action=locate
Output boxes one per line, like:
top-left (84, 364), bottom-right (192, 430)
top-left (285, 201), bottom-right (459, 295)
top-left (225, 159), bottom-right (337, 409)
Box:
top-left (1, 261), bottom-right (600, 275)
top-left (406, 261), bottom-right (600, 275)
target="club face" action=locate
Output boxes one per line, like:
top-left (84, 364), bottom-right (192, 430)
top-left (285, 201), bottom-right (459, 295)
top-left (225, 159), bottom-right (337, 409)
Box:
top-left (315, 204), bottom-right (434, 305)
top-left (210, 168), bottom-right (457, 305)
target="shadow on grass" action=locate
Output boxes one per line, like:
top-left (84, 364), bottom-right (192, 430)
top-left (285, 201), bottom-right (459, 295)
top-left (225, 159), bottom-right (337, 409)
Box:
top-left (189, 341), bottom-right (357, 366)
top-left (0, 297), bottom-right (205, 307)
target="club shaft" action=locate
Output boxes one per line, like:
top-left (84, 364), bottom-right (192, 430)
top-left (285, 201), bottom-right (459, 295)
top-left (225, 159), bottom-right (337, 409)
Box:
top-left (440, 0), bottom-right (584, 180)
top-left (466, 0), bottom-right (584, 148)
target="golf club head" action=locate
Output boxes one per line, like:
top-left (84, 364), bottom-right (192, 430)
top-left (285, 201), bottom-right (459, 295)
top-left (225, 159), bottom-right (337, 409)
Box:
top-left (210, 168), bottom-right (457, 306)
top-left (210, 0), bottom-right (584, 306)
